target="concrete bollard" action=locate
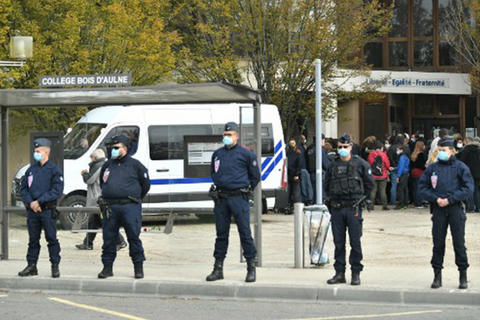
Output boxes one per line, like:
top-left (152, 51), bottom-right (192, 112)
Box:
top-left (294, 202), bottom-right (304, 268)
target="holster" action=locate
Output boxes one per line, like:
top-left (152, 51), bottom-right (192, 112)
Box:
top-left (97, 196), bottom-right (112, 219)
top-left (208, 185), bottom-right (219, 200)
top-left (42, 201), bottom-right (59, 219)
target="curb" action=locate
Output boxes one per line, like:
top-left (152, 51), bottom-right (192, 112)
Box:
top-left (1, 276), bottom-right (480, 306)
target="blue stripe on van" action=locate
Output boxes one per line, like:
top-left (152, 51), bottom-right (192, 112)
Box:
top-left (151, 140), bottom-right (283, 185)
top-left (261, 151), bottom-right (283, 181)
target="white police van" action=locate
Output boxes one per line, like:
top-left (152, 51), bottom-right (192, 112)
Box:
top-left (14, 103), bottom-right (287, 228)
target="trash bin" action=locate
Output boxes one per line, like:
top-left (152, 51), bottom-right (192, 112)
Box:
top-left (304, 204), bottom-right (330, 265)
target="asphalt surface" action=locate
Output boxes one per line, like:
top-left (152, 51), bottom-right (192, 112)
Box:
top-left (0, 292), bottom-right (479, 320)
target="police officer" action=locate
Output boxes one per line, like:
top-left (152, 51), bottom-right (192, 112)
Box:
top-left (98, 135), bottom-right (150, 279)
top-left (325, 134), bottom-right (374, 286)
top-left (206, 122), bottom-right (260, 283)
top-left (418, 136), bottom-right (473, 289)
top-left (18, 138), bottom-right (64, 278)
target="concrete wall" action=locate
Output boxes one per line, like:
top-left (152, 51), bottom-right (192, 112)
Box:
top-left (337, 100), bottom-right (360, 141)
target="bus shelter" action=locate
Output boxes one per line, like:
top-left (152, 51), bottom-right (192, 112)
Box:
top-left (0, 82), bottom-right (264, 265)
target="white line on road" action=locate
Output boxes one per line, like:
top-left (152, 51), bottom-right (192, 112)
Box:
top-left (0, 295), bottom-right (7, 298)
top-left (287, 309), bottom-right (443, 320)
top-left (48, 297), bottom-right (151, 320)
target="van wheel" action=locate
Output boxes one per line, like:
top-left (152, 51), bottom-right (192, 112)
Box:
top-left (59, 195), bottom-right (87, 230)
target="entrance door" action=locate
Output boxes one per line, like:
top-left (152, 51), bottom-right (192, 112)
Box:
top-left (363, 102), bottom-right (387, 140)
top-left (412, 118), bottom-right (460, 140)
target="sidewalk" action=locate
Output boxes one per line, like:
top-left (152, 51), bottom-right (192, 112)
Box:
top-left (1, 208), bottom-right (480, 306)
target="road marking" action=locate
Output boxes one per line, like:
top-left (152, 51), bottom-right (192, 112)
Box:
top-left (287, 309), bottom-right (442, 320)
top-left (0, 295), bottom-right (7, 298)
top-left (48, 297), bottom-right (151, 320)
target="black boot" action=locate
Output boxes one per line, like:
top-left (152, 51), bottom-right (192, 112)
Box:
top-left (431, 268), bottom-right (442, 289)
top-left (351, 272), bottom-right (361, 286)
top-left (98, 264), bottom-right (113, 279)
top-left (245, 259), bottom-right (256, 283)
top-left (327, 272), bottom-right (346, 285)
top-left (206, 259), bottom-right (224, 281)
top-left (51, 264), bottom-right (60, 278)
top-left (18, 264), bottom-right (38, 277)
top-left (134, 263), bottom-right (144, 279)
top-left (459, 270), bottom-right (468, 289)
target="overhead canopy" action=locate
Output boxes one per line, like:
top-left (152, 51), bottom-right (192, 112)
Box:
top-left (0, 82), bottom-right (261, 107)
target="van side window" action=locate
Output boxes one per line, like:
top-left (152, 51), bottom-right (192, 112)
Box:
top-left (149, 125), bottom-right (212, 160)
top-left (99, 126), bottom-right (140, 155)
top-left (212, 124), bottom-right (275, 156)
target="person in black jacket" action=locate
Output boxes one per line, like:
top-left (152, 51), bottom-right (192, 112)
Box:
top-left (457, 137), bottom-right (480, 212)
top-left (286, 137), bottom-right (302, 211)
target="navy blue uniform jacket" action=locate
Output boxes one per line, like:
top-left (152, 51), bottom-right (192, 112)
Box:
top-left (100, 155), bottom-right (150, 200)
top-left (211, 144), bottom-right (261, 191)
top-left (419, 157), bottom-right (474, 205)
top-left (20, 161), bottom-right (64, 206)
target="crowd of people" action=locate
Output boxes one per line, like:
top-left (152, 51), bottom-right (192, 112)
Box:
top-left (285, 128), bottom-right (480, 212)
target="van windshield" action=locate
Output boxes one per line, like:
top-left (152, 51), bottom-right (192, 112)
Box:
top-left (64, 123), bottom-right (107, 159)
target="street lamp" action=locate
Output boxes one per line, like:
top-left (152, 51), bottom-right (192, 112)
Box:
top-left (0, 36), bottom-right (33, 67)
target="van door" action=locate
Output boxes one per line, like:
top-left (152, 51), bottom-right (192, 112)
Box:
top-left (145, 107), bottom-right (214, 208)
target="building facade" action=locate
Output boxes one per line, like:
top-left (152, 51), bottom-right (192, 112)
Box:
top-left (337, 0), bottom-right (477, 141)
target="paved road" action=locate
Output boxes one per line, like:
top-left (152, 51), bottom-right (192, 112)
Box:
top-left (0, 292), bottom-right (479, 320)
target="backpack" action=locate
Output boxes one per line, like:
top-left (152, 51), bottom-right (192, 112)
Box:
top-left (371, 154), bottom-right (383, 176)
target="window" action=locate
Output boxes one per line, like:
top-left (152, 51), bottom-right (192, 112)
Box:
top-left (437, 95), bottom-right (458, 115)
top-left (389, 0), bottom-right (408, 37)
top-left (98, 126), bottom-right (140, 155)
top-left (414, 0), bottom-right (433, 37)
top-left (439, 41), bottom-right (456, 66)
top-left (414, 41), bottom-right (433, 66)
top-left (414, 95), bottom-right (435, 115)
top-left (149, 124), bottom-right (275, 160)
top-left (389, 42), bottom-right (408, 67)
top-left (364, 42), bottom-right (383, 68)
top-left (64, 123), bottom-right (107, 159)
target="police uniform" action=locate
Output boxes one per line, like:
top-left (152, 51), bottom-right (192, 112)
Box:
top-left (98, 135), bottom-right (150, 279)
top-left (206, 122), bottom-right (260, 283)
top-left (418, 136), bottom-right (473, 289)
top-left (325, 134), bottom-right (374, 286)
top-left (18, 138), bottom-right (64, 278)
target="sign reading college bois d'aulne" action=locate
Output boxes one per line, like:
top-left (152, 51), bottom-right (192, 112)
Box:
top-left (39, 74), bottom-right (131, 87)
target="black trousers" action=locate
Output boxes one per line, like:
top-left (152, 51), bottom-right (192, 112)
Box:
top-left (26, 209), bottom-right (61, 265)
top-left (84, 213), bottom-right (125, 246)
top-left (397, 174), bottom-right (409, 206)
top-left (431, 205), bottom-right (469, 271)
top-left (330, 207), bottom-right (363, 273)
top-left (288, 178), bottom-right (300, 207)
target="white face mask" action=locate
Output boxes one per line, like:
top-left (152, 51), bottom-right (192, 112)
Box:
top-left (457, 143), bottom-right (463, 148)
top-left (385, 144), bottom-right (391, 149)
top-left (396, 150), bottom-right (402, 155)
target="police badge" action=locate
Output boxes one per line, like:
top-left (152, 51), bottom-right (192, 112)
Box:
top-left (214, 159), bottom-right (220, 172)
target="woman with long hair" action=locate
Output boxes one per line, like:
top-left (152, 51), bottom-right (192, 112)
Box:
top-left (410, 140), bottom-right (427, 208)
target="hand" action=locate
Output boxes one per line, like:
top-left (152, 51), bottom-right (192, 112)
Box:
top-left (388, 167), bottom-right (394, 171)
top-left (436, 198), bottom-right (449, 207)
top-left (81, 169), bottom-right (88, 174)
top-left (30, 200), bottom-right (42, 213)
top-left (396, 178), bottom-right (399, 183)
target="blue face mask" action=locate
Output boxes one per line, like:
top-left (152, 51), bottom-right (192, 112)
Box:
top-left (111, 148), bottom-right (121, 159)
top-left (223, 136), bottom-right (233, 146)
top-left (338, 148), bottom-right (350, 158)
top-left (33, 152), bottom-right (43, 162)
top-left (437, 150), bottom-right (450, 161)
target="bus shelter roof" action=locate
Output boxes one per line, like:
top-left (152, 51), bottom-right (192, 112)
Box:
top-left (0, 82), bottom-right (261, 107)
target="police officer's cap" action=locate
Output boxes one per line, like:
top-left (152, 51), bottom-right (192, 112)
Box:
top-left (224, 122), bottom-right (239, 132)
top-left (110, 135), bottom-right (130, 147)
top-left (338, 134), bottom-right (351, 144)
top-left (438, 136), bottom-right (455, 147)
top-left (33, 138), bottom-right (51, 148)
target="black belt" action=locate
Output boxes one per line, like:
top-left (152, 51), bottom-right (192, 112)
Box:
top-left (105, 198), bottom-right (136, 206)
top-left (330, 199), bottom-right (359, 209)
top-left (218, 189), bottom-right (246, 198)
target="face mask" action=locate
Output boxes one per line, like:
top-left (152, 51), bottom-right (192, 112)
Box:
top-left (457, 143), bottom-right (463, 148)
top-left (338, 148), bottom-right (350, 158)
top-left (223, 136), bottom-right (233, 146)
top-left (396, 150), bottom-right (402, 155)
top-left (111, 148), bottom-right (121, 159)
top-left (33, 152), bottom-right (43, 162)
top-left (437, 151), bottom-right (450, 161)
top-left (385, 144), bottom-right (391, 149)
top-left (411, 138), bottom-right (416, 143)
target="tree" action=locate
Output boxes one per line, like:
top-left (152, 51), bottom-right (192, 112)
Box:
top-left (170, 0), bottom-right (391, 139)
top-left (1, 0), bottom-right (180, 139)
top-left (443, 0), bottom-right (480, 92)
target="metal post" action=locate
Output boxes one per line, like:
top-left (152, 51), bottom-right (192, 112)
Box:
top-left (294, 202), bottom-right (304, 268)
top-left (239, 107), bottom-right (245, 263)
top-left (253, 100), bottom-right (262, 266)
top-left (1, 107), bottom-right (8, 260)
top-left (315, 59), bottom-right (322, 205)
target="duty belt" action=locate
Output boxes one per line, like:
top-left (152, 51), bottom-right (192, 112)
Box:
top-left (330, 199), bottom-right (360, 209)
top-left (105, 198), bottom-right (137, 206)
top-left (218, 189), bottom-right (245, 198)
